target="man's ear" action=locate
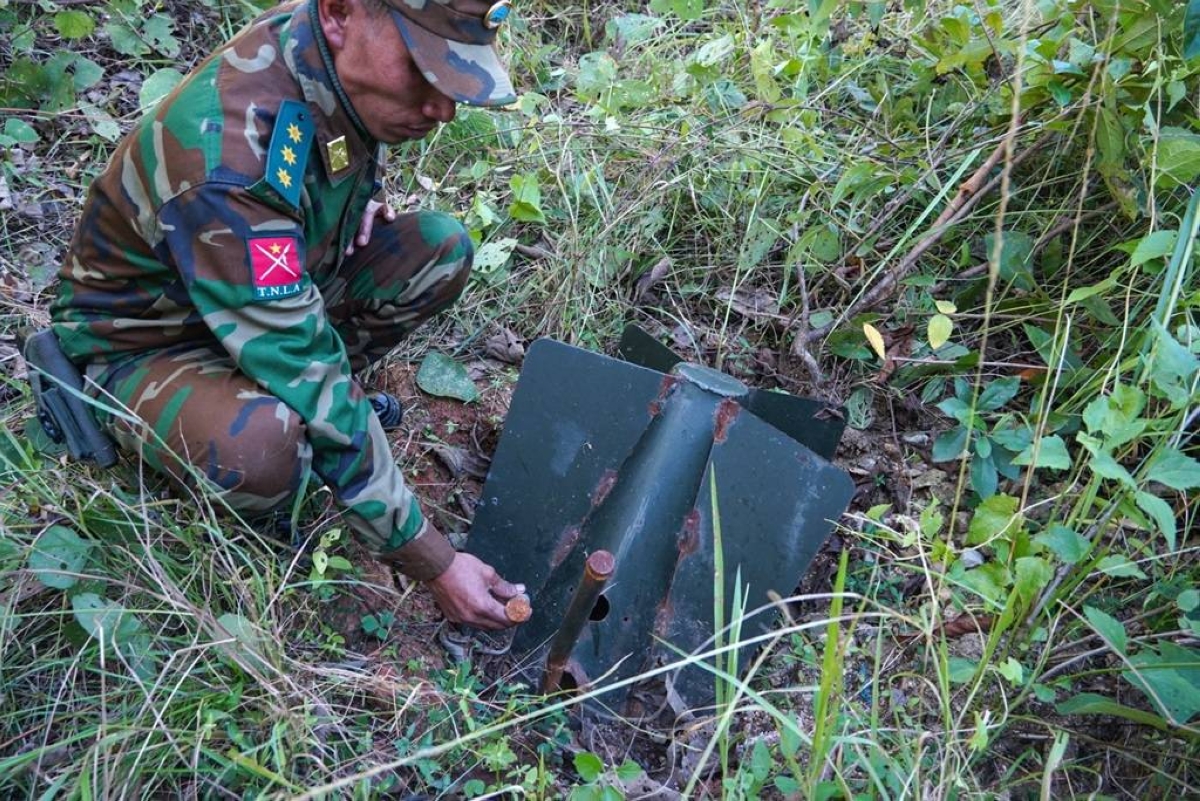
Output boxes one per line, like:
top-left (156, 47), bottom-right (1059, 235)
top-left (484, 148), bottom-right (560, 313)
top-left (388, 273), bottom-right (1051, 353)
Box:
top-left (318, 0), bottom-right (353, 52)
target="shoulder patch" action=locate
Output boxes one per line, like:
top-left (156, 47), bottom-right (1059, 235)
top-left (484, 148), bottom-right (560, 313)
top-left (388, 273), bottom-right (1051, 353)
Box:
top-left (264, 100), bottom-right (313, 208)
top-left (248, 235), bottom-right (305, 300)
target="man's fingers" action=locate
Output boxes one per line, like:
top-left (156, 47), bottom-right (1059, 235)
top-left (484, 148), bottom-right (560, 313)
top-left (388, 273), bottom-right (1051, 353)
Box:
top-left (357, 216), bottom-right (374, 246)
top-left (489, 579), bottom-right (524, 601)
top-left (468, 597), bottom-right (511, 630)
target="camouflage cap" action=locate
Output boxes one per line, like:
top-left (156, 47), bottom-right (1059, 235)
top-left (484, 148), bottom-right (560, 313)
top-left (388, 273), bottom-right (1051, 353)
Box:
top-left (384, 0), bottom-right (516, 107)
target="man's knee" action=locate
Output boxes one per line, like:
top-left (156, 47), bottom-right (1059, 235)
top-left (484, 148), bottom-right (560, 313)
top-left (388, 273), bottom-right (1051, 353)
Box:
top-left (415, 211), bottom-right (473, 296)
top-left (207, 400), bottom-right (311, 513)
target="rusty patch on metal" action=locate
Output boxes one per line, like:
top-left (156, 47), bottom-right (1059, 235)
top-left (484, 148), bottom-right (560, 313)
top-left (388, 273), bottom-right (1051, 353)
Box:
top-left (550, 525), bottom-right (581, 569)
top-left (590, 469), bottom-right (619, 509)
top-left (649, 374), bottom-right (680, 417)
top-left (677, 509), bottom-right (701, 558)
top-left (653, 596), bottom-right (674, 638)
top-left (713, 398), bottom-right (741, 443)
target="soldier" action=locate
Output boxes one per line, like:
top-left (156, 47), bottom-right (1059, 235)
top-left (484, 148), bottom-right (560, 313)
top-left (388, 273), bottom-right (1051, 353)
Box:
top-left (46, 0), bottom-right (523, 628)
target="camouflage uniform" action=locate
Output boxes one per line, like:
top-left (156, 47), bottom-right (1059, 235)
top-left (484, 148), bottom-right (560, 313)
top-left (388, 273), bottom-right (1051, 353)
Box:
top-left (49, 0), bottom-right (508, 578)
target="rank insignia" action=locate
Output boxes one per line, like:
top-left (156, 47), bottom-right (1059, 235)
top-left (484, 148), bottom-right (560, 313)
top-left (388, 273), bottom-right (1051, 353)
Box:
top-left (265, 100), bottom-right (313, 209)
top-left (326, 136), bottom-right (349, 173)
top-left (248, 235), bottom-right (305, 300)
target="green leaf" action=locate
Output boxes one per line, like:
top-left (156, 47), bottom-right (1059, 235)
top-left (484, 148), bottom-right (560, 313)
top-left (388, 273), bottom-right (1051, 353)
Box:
top-left (416, 352), bottom-right (480, 402)
top-left (932, 427), bottom-right (968, 462)
top-left (139, 68), bottom-right (184, 112)
top-left (948, 656), bottom-right (977, 684)
top-left (216, 612), bottom-right (270, 671)
top-left (983, 230), bottom-right (1035, 287)
top-left (1013, 557), bottom-right (1051, 606)
top-left (1178, 589), bottom-right (1199, 613)
top-left (575, 52), bottom-right (617, 101)
top-left (1125, 642), bottom-right (1200, 724)
top-left (1057, 693), bottom-right (1169, 730)
top-left (55, 10), bottom-right (95, 39)
top-left (1084, 447), bottom-right (1137, 488)
top-left (1011, 435), bottom-right (1071, 470)
top-left (1084, 606), bottom-right (1127, 655)
top-left (1135, 491), bottom-right (1177, 550)
top-left (472, 237), bottom-right (518, 285)
top-left (81, 102), bottom-right (121, 142)
top-left (574, 752), bottom-right (604, 783)
top-left (775, 776), bottom-right (801, 794)
top-left (1148, 321), bottom-right (1200, 406)
top-left (1152, 127), bottom-right (1200, 187)
top-left (1, 117), bottom-right (39, 145)
top-left (326, 556), bottom-right (353, 571)
top-left (928, 314), bottom-right (953, 350)
top-left (605, 14), bottom-right (662, 46)
top-left (954, 560), bottom-right (1010, 604)
top-left (142, 14), bottom-right (180, 58)
top-left (615, 759), bottom-right (643, 782)
top-left (1023, 324), bottom-right (1084, 372)
top-left (1186, 0), bottom-right (1200, 59)
top-left (1034, 525), bottom-right (1091, 564)
top-left (1129, 230), bottom-right (1178, 266)
top-left (105, 21), bottom-right (149, 57)
top-left (28, 525), bottom-right (92, 590)
top-left (509, 174), bottom-right (546, 224)
top-left (1064, 277), bottom-right (1116, 305)
top-left (977, 377), bottom-right (1020, 411)
top-left (806, 224), bottom-right (841, 264)
top-left (1147, 447), bottom-right (1200, 490)
top-left (966, 493), bottom-right (1020, 546)
top-left (1096, 554), bottom-right (1147, 579)
top-left (568, 786), bottom-right (602, 801)
top-left (71, 57), bottom-right (105, 92)
top-left (72, 593), bottom-right (140, 642)
top-left (998, 657), bottom-right (1024, 685)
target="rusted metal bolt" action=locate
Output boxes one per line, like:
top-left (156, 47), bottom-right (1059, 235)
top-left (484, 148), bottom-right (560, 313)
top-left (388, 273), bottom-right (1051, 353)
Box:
top-left (505, 594), bottom-right (532, 623)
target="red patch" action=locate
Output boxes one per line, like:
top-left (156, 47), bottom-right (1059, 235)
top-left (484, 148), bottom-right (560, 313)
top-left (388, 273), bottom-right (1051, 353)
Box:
top-left (248, 235), bottom-right (304, 300)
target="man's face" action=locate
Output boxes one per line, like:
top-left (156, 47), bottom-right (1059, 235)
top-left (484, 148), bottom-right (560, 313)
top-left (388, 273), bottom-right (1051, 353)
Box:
top-left (324, 0), bottom-right (457, 144)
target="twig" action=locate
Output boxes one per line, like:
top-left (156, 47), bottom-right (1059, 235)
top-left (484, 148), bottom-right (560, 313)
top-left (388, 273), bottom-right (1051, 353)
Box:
top-left (514, 243), bottom-right (553, 260)
top-left (805, 129), bottom-right (1056, 344)
top-left (932, 137), bottom-right (1009, 228)
top-left (790, 236), bottom-right (826, 383)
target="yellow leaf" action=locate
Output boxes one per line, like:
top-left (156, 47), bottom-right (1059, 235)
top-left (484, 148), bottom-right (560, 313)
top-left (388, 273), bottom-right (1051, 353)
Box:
top-left (863, 323), bottom-right (887, 360)
top-left (935, 300), bottom-right (957, 314)
top-left (928, 314), bottom-right (953, 350)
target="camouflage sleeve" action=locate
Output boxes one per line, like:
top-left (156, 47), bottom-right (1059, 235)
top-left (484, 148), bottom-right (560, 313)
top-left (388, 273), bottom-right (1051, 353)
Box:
top-left (156, 183), bottom-right (454, 577)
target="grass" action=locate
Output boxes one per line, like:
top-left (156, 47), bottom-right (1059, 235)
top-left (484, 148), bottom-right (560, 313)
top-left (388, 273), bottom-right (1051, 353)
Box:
top-left (3, 0), bottom-right (1200, 797)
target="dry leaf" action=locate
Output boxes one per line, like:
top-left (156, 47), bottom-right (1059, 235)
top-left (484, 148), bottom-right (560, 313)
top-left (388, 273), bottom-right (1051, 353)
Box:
top-left (716, 285), bottom-right (780, 318)
top-left (484, 327), bottom-right (525, 364)
top-left (863, 323), bottom-right (886, 360)
top-left (633, 256), bottom-right (671, 301)
top-left (432, 444), bottom-right (490, 480)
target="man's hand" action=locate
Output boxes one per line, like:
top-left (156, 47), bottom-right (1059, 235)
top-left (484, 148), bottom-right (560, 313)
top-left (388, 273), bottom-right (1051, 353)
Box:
top-left (426, 552), bottom-right (525, 630)
top-left (345, 199), bottom-right (396, 256)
